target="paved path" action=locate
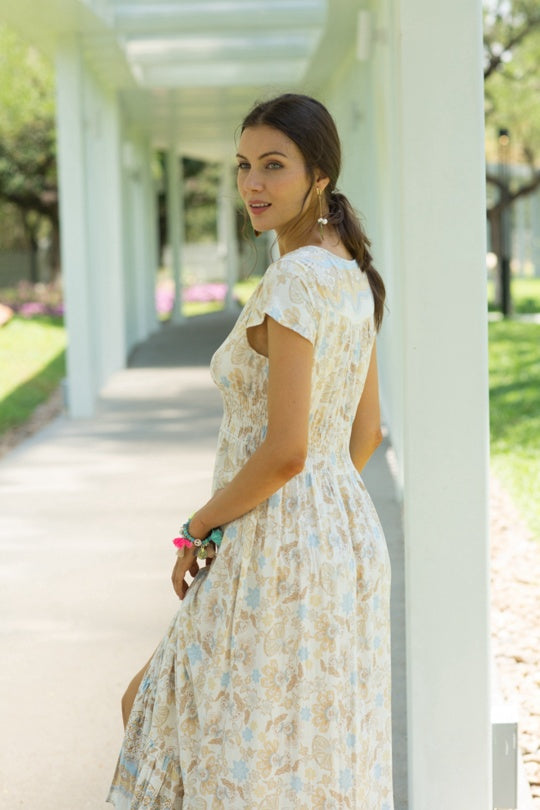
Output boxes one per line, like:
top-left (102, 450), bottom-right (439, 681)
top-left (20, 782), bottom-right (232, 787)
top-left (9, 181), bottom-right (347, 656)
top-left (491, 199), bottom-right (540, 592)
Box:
top-left (0, 312), bottom-right (407, 809)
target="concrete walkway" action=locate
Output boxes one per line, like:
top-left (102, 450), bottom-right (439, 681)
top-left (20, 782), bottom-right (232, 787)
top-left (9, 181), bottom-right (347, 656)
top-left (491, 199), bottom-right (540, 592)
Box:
top-left (0, 311), bottom-right (407, 809)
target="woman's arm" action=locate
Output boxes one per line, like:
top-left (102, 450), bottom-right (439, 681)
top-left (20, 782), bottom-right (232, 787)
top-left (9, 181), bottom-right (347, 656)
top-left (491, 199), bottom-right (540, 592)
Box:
top-left (349, 341), bottom-right (383, 473)
top-left (189, 315), bottom-right (313, 538)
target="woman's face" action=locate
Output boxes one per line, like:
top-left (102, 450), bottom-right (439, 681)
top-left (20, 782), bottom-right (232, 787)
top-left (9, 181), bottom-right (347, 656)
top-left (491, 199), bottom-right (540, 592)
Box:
top-left (236, 125), bottom-right (313, 235)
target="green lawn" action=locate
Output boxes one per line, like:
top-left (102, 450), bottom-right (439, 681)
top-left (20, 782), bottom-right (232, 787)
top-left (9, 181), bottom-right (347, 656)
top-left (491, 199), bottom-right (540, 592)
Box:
top-left (489, 320), bottom-right (540, 539)
top-left (0, 315), bottom-right (66, 433)
top-left (488, 277), bottom-right (540, 314)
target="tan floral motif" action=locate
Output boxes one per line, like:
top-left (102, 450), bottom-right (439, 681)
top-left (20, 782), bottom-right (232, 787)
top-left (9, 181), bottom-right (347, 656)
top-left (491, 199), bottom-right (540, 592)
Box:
top-left (108, 246), bottom-right (393, 809)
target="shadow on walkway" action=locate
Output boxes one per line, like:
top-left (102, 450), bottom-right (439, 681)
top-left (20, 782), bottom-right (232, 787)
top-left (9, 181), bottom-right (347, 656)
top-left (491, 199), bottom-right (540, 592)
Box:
top-left (0, 312), bottom-right (407, 809)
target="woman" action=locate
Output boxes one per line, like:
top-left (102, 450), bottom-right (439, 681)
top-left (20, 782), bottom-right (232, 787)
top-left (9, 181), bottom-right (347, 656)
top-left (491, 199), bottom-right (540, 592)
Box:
top-left (108, 93), bottom-right (393, 809)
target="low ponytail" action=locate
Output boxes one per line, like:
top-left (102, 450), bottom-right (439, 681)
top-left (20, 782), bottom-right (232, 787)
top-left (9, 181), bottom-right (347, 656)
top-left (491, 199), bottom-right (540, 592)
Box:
top-left (327, 191), bottom-right (385, 331)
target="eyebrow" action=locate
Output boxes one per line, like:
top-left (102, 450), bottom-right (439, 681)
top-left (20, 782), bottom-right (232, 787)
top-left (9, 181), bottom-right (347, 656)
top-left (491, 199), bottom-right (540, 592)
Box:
top-left (235, 151), bottom-right (288, 160)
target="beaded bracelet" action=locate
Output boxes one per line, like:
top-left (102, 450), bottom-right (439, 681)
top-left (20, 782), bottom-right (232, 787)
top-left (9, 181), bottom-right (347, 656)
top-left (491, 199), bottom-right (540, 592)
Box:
top-left (173, 519), bottom-right (224, 560)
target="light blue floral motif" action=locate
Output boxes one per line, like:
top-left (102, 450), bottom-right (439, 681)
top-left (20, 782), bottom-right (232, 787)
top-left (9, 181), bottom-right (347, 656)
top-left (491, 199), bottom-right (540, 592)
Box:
top-left (297, 603), bottom-right (308, 619)
top-left (349, 670), bottom-right (358, 686)
top-left (186, 643), bottom-right (203, 664)
top-left (374, 763), bottom-right (382, 781)
top-left (339, 767), bottom-right (353, 791)
top-left (251, 668), bottom-right (261, 683)
top-left (141, 674), bottom-right (151, 691)
top-left (298, 645), bottom-right (309, 661)
top-left (346, 732), bottom-right (356, 748)
top-left (242, 727), bottom-right (254, 742)
top-left (232, 760), bottom-right (249, 783)
top-left (376, 691), bottom-right (384, 707)
top-left (307, 533), bottom-right (320, 548)
top-left (342, 591), bottom-right (354, 615)
top-left (268, 493), bottom-right (280, 507)
top-left (290, 774), bottom-right (303, 793)
top-left (221, 672), bottom-right (230, 687)
top-left (300, 706), bottom-right (311, 721)
top-left (246, 586), bottom-right (261, 610)
top-left (373, 593), bottom-right (380, 610)
top-left (227, 523), bottom-right (238, 539)
top-left (374, 635), bottom-right (381, 650)
top-left (258, 554), bottom-right (266, 569)
top-left (305, 471), bottom-right (313, 487)
top-left (267, 305), bottom-right (284, 324)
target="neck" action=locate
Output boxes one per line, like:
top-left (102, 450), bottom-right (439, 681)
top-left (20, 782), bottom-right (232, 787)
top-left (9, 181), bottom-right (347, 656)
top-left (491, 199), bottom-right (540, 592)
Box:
top-left (278, 224), bottom-right (340, 257)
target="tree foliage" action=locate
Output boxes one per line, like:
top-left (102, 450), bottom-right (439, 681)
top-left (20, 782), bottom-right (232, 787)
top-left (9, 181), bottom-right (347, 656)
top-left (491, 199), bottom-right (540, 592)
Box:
top-left (484, 0), bottom-right (540, 81)
top-left (483, 1), bottom-right (540, 310)
top-left (0, 25), bottom-right (58, 260)
top-left (484, 1), bottom-right (540, 168)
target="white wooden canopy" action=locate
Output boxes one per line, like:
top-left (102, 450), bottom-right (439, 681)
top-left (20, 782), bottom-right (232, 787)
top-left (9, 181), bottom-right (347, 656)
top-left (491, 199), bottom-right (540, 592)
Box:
top-left (3, 0), bottom-right (361, 159)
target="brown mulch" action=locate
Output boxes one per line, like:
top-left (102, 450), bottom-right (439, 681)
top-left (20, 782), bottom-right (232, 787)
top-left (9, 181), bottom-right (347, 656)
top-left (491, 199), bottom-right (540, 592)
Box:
top-left (491, 476), bottom-right (540, 806)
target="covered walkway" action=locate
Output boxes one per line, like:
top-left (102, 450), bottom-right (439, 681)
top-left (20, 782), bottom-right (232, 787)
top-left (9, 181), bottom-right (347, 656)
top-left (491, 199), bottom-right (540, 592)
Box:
top-left (0, 312), bottom-right (406, 808)
top-left (0, 0), bottom-right (492, 805)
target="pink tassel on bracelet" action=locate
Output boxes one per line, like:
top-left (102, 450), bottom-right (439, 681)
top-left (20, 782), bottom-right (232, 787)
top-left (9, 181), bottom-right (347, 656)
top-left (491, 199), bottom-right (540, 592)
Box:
top-left (173, 536), bottom-right (194, 550)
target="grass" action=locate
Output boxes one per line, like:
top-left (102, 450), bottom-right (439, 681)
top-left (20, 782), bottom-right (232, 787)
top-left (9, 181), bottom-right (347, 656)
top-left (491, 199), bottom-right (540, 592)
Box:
top-left (0, 315), bottom-right (66, 434)
top-left (487, 277), bottom-right (540, 314)
top-left (489, 320), bottom-right (540, 539)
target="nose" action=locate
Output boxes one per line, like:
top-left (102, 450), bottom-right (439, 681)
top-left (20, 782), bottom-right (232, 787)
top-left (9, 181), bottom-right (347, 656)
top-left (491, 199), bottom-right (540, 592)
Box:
top-left (240, 168), bottom-right (264, 194)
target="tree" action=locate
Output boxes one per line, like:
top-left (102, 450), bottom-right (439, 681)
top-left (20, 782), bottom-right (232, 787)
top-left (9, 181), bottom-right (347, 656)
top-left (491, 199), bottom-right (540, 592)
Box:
top-left (0, 25), bottom-right (58, 280)
top-left (483, 1), bottom-right (540, 312)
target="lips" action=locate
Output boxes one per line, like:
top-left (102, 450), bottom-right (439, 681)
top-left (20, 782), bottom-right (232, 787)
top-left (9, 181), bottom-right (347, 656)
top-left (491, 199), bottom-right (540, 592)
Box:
top-left (248, 200), bottom-right (271, 216)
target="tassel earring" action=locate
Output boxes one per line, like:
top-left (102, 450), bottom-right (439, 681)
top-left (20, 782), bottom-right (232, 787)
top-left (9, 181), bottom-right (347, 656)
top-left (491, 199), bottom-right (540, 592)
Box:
top-left (317, 187), bottom-right (328, 239)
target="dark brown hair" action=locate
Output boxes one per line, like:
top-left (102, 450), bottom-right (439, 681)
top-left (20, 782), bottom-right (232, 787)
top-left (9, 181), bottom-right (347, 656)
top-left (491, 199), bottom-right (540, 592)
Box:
top-left (241, 93), bottom-right (385, 330)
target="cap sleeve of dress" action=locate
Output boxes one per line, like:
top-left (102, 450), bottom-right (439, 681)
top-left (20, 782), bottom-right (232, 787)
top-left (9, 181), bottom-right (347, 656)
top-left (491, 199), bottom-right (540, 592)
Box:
top-left (245, 257), bottom-right (317, 344)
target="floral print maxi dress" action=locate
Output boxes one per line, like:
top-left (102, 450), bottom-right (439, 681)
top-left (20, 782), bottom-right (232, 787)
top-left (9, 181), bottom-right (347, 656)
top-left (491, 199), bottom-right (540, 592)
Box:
top-left (107, 245), bottom-right (393, 810)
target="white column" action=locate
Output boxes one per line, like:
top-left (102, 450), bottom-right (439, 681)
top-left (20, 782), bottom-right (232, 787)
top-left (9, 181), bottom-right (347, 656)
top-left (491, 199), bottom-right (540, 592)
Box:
top-left (55, 39), bottom-right (96, 418)
top-left (218, 163), bottom-right (240, 311)
top-left (56, 40), bottom-right (128, 416)
top-left (394, 0), bottom-right (491, 807)
top-left (166, 147), bottom-right (185, 322)
top-left (97, 87), bottom-right (127, 380)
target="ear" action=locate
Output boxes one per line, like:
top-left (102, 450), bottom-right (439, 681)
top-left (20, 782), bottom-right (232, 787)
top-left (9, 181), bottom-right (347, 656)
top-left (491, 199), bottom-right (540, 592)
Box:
top-left (315, 174), bottom-right (330, 193)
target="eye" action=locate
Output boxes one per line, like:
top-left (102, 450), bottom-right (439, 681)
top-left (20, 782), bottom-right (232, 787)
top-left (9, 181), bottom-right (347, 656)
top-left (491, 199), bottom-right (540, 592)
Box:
top-left (236, 162), bottom-right (249, 171)
top-left (266, 161), bottom-right (283, 169)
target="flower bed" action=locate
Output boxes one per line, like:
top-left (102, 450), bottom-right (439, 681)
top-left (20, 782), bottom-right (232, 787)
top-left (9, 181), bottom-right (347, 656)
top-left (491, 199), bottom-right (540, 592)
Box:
top-left (156, 279), bottom-right (230, 317)
top-left (0, 281), bottom-right (64, 322)
top-left (1, 279), bottom-right (237, 325)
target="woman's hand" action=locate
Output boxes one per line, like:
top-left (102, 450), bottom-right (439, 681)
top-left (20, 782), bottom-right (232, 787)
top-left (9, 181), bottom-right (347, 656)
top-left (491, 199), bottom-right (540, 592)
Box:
top-left (171, 549), bottom-right (199, 600)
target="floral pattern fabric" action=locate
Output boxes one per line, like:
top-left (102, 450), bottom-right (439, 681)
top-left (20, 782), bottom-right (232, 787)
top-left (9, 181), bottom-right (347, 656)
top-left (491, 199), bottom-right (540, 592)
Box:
top-left (107, 245), bottom-right (393, 809)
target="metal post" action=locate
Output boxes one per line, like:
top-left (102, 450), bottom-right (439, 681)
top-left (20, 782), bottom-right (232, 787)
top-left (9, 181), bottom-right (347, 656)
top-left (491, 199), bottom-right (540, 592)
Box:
top-left (218, 163), bottom-right (240, 311)
top-left (498, 128), bottom-right (511, 317)
top-left (166, 146), bottom-right (184, 322)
